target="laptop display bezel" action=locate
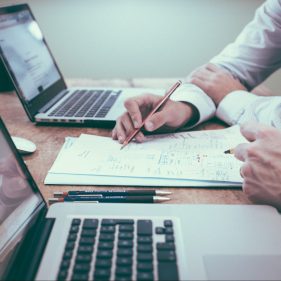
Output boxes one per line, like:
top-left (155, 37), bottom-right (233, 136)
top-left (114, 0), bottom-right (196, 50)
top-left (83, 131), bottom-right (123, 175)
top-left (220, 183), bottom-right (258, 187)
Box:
top-left (0, 116), bottom-right (47, 208)
top-left (0, 4), bottom-right (67, 121)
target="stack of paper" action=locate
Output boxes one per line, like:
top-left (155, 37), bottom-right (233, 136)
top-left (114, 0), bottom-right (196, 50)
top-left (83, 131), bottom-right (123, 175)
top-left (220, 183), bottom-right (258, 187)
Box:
top-left (45, 126), bottom-right (246, 187)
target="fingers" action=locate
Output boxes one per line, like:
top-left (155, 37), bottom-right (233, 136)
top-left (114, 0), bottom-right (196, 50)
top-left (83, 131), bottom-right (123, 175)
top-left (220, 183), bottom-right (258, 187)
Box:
top-left (124, 96), bottom-right (146, 128)
top-left (112, 112), bottom-right (145, 144)
top-left (144, 111), bottom-right (167, 131)
top-left (233, 143), bottom-right (249, 162)
top-left (239, 121), bottom-right (274, 142)
top-left (124, 94), bottom-right (159, 128)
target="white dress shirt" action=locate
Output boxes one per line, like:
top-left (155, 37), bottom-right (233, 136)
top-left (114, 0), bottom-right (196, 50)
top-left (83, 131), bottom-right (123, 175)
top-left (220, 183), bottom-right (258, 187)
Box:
top-left (172, 0), bottom-right (281, 129)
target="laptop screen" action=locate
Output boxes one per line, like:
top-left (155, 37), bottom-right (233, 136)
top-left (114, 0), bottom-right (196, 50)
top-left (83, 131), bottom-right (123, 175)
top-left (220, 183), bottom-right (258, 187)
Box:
top-left (0, 119), bottom-right (44, 277)
top-left (0, 7), bottom-right (61, 102)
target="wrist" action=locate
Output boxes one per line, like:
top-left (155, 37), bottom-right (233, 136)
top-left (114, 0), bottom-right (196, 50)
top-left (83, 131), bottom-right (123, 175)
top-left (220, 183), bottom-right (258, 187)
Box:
top-left (178, 102), bottom-right (199, 128)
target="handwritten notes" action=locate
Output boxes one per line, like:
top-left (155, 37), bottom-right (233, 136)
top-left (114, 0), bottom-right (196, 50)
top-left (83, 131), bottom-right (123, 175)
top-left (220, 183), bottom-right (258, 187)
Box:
top-left (48, 126), bottom-right (246, 184)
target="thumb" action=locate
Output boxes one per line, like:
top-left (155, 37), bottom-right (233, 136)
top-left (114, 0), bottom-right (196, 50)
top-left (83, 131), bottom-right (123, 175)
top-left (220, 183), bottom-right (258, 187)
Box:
top-left (239, 121), bottom-right (261, 141)
top-left (233, 143), bottom-right (249, 162)
top-left (144, 111), bottom-right (167, 131)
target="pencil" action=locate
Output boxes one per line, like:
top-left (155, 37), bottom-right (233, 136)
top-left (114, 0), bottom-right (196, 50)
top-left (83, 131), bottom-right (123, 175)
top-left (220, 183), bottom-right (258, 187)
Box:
top-left (53, 190), bottom-right (172, 197)
top-left (49, 196), bottom-right (170, 204)
top-left (224, 148), bottom-right (235, 154)
top-left (120, 80), bottom-right (182, 150)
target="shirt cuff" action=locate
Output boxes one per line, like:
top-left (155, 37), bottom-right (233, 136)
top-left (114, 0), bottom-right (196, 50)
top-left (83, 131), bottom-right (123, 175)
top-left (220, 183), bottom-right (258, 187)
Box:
top-left (216, 90), bottom-right (260, 125)
top-left (170, 83), bottom-right (216, 128)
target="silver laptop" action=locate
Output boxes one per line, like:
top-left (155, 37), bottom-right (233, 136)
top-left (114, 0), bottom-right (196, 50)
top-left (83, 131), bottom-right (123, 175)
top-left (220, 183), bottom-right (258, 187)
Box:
top-left (1, 118), bottom-right (281, 280)
top-left (0, 4), bottom-right (163, 127)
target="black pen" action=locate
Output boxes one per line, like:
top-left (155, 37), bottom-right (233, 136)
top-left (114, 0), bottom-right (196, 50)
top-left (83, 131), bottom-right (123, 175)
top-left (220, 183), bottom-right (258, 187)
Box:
top-left (53, 190), bottom-right (172, 197)
top-left (49, 196), bottom-right (170, 204)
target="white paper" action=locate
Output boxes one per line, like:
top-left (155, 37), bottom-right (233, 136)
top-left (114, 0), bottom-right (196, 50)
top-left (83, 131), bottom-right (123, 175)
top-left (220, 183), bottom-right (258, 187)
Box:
top-left (46, 126), bottom-right (246, 186)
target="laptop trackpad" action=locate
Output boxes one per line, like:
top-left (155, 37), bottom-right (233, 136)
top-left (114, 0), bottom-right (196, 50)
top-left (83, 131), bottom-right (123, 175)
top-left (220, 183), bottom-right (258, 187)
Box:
top-left (204, 255), bottom-right (281, 280)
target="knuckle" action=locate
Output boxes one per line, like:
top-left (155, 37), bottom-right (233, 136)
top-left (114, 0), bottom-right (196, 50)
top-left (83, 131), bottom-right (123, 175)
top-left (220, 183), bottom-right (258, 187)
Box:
top-left (240, 162), bottom-right (253, 178)
top-left (124, 98), bottom-right (134, 108)
top-left (256, 127), bottom-right (270, 139)
top-left (245, 145), bottom-right (259, 158)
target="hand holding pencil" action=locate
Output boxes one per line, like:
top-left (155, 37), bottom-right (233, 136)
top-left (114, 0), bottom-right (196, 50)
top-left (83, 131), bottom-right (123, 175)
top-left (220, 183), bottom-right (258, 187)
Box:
top-left (112, 80), bottom-right (196, 145)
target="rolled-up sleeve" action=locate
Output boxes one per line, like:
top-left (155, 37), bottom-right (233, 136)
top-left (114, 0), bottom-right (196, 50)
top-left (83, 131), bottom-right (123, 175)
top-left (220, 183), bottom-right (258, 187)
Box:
top-left (217, 91), bottom-right (281, 129)
top-left (171, 83), bottom-right (216, 128)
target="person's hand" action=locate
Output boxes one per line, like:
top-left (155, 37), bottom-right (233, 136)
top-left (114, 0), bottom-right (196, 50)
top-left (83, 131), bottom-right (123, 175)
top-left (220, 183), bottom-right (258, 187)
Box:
top-left (112, 94), bottom-right (197, 143)
top-left (187, 63), bottom-right (247, 105)
top-left (234, 121), bottom-right (281, 211)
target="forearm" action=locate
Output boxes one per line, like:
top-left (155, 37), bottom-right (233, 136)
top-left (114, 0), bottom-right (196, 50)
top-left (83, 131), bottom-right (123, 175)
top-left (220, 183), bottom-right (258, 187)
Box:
top-left (211, 0), bottom-right (281, 90)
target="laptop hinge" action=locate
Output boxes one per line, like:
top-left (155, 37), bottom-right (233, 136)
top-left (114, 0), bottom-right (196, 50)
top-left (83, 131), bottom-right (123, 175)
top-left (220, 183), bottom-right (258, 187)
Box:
top-left (38, 90), bottom-right (69, 113)
top-left (5, 209), bottom-right (55, 281)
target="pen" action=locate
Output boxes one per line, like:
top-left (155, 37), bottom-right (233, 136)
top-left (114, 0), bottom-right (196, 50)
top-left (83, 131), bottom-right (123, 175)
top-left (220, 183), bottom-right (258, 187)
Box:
top-left (48, 196), bottom-right (170, 204)
top-left (121, 80), bottom-right (182, 150)
top-left (53, 190), bottom-right (172, 197)
top-left (224, 148), bottom-right (235, 154)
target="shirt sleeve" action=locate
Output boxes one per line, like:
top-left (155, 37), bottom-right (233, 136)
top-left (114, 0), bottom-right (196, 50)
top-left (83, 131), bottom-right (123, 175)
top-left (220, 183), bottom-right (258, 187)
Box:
top-left (210, 0), bottom-right (281, 90)
top-left (216, 91), bottom-right (281, 129)
top-left (170, 83), bottom-right (216, 128)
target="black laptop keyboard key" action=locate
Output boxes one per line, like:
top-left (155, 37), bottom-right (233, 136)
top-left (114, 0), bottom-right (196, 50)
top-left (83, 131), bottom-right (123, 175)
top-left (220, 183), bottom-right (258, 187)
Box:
top-left (115, 266), bottom-right (132, 276)
top-left (85, 90), bottom-right (112, 117)
top-left (118, 240), bottom-right (134, 248)
top-left (95, 91), bottom-right (121, 118)
top-left (116, 219), bottom-right (134, 225)
top-left (99, 233), bottom-right (115, 241)
top-left (98, 241), bottom-right (114, 250)
top-left (71, 273), bottom-right (89, 281)
top-left (69, 225), bottom-right (80, 233)
top-left (137, 236), bottom-right (153, 244)
top-left (49, 89), bottom-right (120, 118)
top-left (93, 268), bottom-right (111, 280)
top-left (137, 262), bottom-right (154, 272)
top-left (137, 244), bottom-right (153, 253)
top-left (100, 225), bottom-right (116, 233)
top-left (164, 220), bottom-right (173, 227)
top-left (165, 234), bottom-right (175, 242)
top-left (49, 90), bottom-right (81, 116)
top-left (79, 236), bottom-right (95, 245)
top-left (157, 242), bottom-right (176, 251)
top-left (101, 219), bottom-right (117, 226)
top-left (77, 245), bottom-right (93, 254)
top-left (156, 227), bottom-right (165, 234)
top-left (96, 250), bottom-right (113, 259)
top-left (137, 253), bottom-right (153, 262)
top-left (65, 241), bottom-right (75, 251)
top-left (137, 220), bottom-right (153, 236)
top-left (83, 218), bottom-right (99, 229)
top-left (95, 259), bottom-right (112, 268)
top-left (157, 250), bottom-right (177, 262)
top-left (158, 262), bottom-right (179, 281)
top-left (119, 224), bottom-right (134, 232)
top-left (119, 232), bottom-right (134, 240)
top-left (81, 228), bottom-right (97, 237)
top-left (57, 217), bottom-right (180, 281)
top-left (117, 248), bottom-right (133, 257)
top-left (73, 263), bottom-right (91, 272)
top-left (74, 91), bottom-right (102, 117)
top-left (137, 271), bottom-right (154, 281)
top-left (72, 219), bottom-right (81, 225)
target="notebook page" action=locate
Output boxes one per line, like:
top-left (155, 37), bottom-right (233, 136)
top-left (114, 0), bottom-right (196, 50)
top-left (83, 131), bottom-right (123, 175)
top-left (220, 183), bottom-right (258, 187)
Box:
top-left (49, 126), bottom-right (246, 183)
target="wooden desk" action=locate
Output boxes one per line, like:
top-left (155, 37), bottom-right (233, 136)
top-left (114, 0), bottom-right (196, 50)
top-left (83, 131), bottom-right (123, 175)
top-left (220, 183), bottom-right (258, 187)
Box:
top-left (0, 78), bottom-right (251, 205)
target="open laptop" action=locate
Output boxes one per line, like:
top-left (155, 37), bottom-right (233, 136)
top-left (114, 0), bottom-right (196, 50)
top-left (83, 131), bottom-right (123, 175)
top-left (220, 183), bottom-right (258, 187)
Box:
top-left (0, 4), bottom-right (164, 128)
top-left (1, 119), bottom-right (281, 280)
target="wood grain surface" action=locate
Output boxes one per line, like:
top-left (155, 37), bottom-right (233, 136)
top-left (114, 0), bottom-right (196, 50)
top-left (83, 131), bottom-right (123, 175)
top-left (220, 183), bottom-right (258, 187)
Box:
top-left (0, 78), bottom-right (251, 206)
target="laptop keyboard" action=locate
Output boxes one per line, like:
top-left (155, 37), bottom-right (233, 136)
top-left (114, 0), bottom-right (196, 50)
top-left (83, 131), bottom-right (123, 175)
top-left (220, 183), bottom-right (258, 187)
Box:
top-left (48, 90), bottom-right (121, 118)
top-left (57, 218), bottom-right (179, 281)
